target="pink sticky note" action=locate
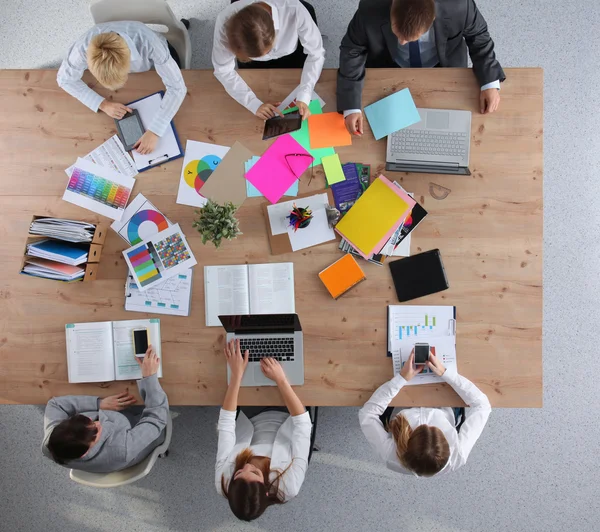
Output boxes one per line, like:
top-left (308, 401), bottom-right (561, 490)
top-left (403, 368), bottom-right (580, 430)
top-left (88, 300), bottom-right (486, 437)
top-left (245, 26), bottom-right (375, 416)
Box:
top-left (245, 136), bottom-right (313, 204)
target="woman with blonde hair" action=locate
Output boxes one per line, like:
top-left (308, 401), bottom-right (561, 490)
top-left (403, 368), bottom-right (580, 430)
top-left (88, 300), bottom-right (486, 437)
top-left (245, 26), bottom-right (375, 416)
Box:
top-left (359, 349), bottom-right (491, 476)
top-left (216, 339), bottom-right (312, 521)
top-left (57, 21), bottom-right (187, 154)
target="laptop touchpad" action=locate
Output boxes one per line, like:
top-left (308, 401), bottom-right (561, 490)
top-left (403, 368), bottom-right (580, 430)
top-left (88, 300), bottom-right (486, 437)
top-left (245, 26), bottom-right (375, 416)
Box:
top-left (254, 366), bottom-right (275, 385)
top-left (426, 111), bottom-right (450, 130)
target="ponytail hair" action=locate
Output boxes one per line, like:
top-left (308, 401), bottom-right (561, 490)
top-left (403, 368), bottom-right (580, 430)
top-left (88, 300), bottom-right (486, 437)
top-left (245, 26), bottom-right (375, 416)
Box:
top-left (388, 415), bottom-right (450, 477)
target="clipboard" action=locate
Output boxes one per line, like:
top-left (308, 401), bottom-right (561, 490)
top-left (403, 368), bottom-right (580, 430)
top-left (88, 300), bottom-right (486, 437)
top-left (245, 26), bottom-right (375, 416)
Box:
top-left (261, 188), bottom-right (336, 255)
top-left (126, 91), bottom-right (184, 172)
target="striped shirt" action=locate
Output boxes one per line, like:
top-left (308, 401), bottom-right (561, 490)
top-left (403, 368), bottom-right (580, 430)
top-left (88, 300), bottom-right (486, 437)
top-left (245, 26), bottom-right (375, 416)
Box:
top-left (57, 21), bottom-right (186, 137)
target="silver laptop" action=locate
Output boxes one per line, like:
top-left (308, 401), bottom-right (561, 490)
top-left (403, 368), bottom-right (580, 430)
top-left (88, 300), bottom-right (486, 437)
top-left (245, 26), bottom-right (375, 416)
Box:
top-left (386, 108), bottom-right (472, 175)
top-left (218, 314), bottom-right (304, 386)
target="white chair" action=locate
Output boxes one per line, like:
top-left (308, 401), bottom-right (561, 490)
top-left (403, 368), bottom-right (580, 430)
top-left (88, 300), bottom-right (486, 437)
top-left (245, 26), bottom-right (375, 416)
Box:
top-left (69, 414), bottom-right (172, 488)
top-left (89, 0), bottom-right (191, 69)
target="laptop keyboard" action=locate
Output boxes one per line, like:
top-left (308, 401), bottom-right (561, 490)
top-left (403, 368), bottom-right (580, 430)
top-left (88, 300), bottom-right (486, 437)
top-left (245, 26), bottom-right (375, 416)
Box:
top-left (390, 130), bottom-right (468, 158)
top-left (239, 337), bottom-right (295, 362)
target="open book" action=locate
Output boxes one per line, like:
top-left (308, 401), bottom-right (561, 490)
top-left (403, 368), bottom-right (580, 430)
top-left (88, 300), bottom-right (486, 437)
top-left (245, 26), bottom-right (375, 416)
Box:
top-left (65, 319), bottom-right (162, 383)
top-left (204, 263), bottom-right (295, 327)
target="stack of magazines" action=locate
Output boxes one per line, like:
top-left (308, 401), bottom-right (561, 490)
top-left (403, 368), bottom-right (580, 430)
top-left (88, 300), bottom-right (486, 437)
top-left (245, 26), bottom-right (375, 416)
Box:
top-left (29, 218), bottom-right (96, 243)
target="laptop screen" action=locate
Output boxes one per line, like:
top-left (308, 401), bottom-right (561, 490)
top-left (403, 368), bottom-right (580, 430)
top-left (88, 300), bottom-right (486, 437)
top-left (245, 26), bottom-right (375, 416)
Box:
top-left (218, 314), bottom-right (301, 334)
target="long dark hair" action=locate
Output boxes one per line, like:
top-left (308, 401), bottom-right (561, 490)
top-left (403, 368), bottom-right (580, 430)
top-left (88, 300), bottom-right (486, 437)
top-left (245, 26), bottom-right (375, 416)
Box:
top-left (47, 415), bottom-right (98, 465)
top-left (221, 448), bottom-right (289, 521)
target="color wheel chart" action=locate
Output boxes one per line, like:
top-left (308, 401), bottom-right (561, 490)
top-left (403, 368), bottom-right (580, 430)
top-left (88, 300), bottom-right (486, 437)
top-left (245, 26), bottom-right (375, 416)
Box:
top-left (127, 244), bottom-right (163, 288)
top-left (67, 167), bottom-right (130, 210)
top-left (126, 210), bottom-right (169, 245)
top-left (184, 155), bottom-right (222, 194)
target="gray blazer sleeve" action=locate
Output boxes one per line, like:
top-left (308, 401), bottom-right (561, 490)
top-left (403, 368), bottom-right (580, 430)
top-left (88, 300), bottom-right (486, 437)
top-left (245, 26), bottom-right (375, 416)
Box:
top-left (42, 395), bottom-right (100, 455)
top-left (463, 0), bottom-right (506, 86)
top-left (336, 9), bottom-right (370, 112)
top-left (124, 374), bottom-right (169, 465)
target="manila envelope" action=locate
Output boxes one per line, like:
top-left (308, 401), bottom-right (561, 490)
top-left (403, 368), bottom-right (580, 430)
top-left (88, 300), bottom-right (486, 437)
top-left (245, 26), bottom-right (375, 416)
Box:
top-left (200, 141), bottom-right (254, 207)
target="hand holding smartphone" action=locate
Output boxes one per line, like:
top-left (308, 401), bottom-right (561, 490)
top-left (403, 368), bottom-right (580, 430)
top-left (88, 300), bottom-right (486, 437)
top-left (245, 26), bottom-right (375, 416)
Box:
top-left (414, 343), bottom-right (430, 366)
top-left (132, 329), bottom-right (149, 358)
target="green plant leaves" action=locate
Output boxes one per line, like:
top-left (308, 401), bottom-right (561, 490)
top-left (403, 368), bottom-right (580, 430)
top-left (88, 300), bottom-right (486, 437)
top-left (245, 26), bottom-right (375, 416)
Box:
top-left (193, 199), bottom-right (242, 248)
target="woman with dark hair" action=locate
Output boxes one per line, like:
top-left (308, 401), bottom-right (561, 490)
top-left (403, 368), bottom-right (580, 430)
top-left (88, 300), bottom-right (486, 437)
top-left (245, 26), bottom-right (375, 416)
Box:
top-left (216, 339), bottom-right (312, 521)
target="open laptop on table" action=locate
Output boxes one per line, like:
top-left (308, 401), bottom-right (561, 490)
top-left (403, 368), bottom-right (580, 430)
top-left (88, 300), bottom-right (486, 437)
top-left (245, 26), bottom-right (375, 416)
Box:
top-left (218, 314), bottom-right (304, 386)
top-left (386, 108), bottom-right (472, 175)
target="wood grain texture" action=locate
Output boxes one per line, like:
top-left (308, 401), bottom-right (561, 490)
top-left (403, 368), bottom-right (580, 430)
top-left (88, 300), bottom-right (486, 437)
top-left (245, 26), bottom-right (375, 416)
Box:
top-left (0, 68), bottom-right (543, 407)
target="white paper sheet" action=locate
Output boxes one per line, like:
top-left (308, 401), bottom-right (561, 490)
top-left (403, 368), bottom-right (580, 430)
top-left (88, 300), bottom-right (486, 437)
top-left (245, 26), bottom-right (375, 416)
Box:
top-left (278, 87), bottom-right (326, 112)
top-left (286, 194), bottom-right (335, 251)
top-left (204, 265), bottom-right (250, 326)
top-left (248, 263), bottom-right (295, 314)
top-left (65, 135), bottom-right (138, 179)
top-left (62, 158), bottom-right (135, 221)
top-left (125, 270), bottom-right (193, 317)
top-left (65, 322), bottom-right (115, 383)
top-left (128, 93), bottom-right (182, 170)
top-left (267, 200), bottom-right (295, 235)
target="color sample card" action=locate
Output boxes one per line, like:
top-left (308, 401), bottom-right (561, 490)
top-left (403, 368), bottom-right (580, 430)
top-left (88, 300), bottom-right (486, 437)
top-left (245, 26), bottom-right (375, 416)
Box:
top-left (321, 153), bottom-right (346, 185)
top-left (364, 88), bottom-right (421, 140)
top-left (123, 224), bottom-right (197, 292)
top-left (289, 100), bottom-right (335, 167)
top-left (308, 112), bottom-right (352, 149)
top-left (111, 193), bottom-right (172, 245)
top-left (176, 140), bottom-right (230, 208)
top-left (63, 158), bottom-right (135, 221)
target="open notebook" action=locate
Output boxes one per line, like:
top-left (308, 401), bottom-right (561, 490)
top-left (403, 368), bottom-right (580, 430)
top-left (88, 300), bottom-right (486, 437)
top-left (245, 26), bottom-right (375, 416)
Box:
top-left (65, 319), bottom-right (162, 383)
top-left (204, 263), bottom-right (295, 326)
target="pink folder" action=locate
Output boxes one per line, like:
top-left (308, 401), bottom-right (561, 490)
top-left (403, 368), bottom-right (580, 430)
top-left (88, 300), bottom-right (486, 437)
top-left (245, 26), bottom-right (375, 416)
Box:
top-left (245, 135), bottom-right (314, 204)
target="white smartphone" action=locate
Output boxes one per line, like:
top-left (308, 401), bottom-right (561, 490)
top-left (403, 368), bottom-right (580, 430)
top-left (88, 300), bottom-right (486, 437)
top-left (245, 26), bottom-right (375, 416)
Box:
top-left (414, 343), bottom-right (429, 366)
top-left (132, 328), bottom-right (149, 358)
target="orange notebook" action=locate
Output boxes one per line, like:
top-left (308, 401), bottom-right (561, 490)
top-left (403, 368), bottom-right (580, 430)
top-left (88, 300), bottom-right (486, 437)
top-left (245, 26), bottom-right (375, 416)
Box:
top-left (319, 254), bottom-right (366, 299)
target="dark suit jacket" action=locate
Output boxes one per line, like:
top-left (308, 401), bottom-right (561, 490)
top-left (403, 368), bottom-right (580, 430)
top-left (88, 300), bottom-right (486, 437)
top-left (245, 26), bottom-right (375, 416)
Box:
top-left (336, 0), bottom-right (506, 111)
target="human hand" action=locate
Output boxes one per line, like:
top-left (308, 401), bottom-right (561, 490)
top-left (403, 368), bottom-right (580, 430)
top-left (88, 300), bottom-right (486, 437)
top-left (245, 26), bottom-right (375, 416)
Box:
top-left (98, 100), bottom-right (133, 119)
top-left (260, 357), bottom-right (287, 384)
top-left (426, 351), bottom-right (446, 376)
top-left (99, 389), bottom-right (136, 411)
top-left (224, 339), bottom-right (249, 381)
top-left (344, 112), bottom-right (363, 136)
top-left (480, 88), bottom-right (500, 114)
top-left (297, 101), bottom-right (311, 120)
top-left (135, 346), bottom-right (161, 378)
top-left (256, 102), bottom-right (283, 120)
top-left (133, 131), bottom-right (159, 155)
top-left (399, 349), bottom-right (425, 381)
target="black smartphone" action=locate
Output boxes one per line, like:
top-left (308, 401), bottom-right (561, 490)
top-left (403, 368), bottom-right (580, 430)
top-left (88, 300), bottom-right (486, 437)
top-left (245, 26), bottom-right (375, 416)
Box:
top-left (414, 343), bottom-right (429, 365)
top-left (262, 112), bottom-right (302, 140)
top-left (115, 109), bottom-right (145, 151)
top-left (132, 328), bottom-right (149, 358)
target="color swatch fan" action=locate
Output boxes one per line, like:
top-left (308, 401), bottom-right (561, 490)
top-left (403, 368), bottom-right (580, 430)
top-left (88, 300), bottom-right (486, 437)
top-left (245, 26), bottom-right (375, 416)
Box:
top-left (111, 194), bottom-right (172, 245)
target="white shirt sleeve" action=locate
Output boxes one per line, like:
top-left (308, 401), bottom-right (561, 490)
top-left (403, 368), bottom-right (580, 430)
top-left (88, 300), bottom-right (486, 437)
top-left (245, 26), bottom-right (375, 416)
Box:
top-left (358, 374), bottom-right (406, 463)
top-left (215, 408), bottom-right (237, 493)
top-left (481, 80), bottom-right (500, 91)
top-left (442, 370), bottom-right (491, 468)
top-left (57, 44), bottom-right (105, 113)
top-left (279, 411), bottom-right (312, 501)
top-left (148, 41), bottom-right (187, 136)
top-left (343, 109), bottom-right (362, 117)
top-left (211, 13), bottom-right (263, 115)
top-left (293, 3), bottom-right (325, 105)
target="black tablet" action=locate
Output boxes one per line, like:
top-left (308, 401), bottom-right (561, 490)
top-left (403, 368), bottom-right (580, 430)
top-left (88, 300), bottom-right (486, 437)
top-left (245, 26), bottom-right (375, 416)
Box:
top-left (115, 109), bottom-right (145, 151)
top-left (388, 249), bottom-right (449, 302)
top-left (262, 113), bottom-right (302, 140)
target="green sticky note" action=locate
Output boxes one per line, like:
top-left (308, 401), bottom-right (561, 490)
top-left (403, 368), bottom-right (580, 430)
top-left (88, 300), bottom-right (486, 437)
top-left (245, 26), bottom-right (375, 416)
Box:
top-left (290, 100), bottom-right (335, 167)
top-left (321, 154), bottom-right (345, 184)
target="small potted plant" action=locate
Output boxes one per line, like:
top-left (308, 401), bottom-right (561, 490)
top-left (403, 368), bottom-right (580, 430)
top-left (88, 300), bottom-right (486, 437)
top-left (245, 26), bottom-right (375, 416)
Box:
top-left (192, 199), bottom-right (242, 248)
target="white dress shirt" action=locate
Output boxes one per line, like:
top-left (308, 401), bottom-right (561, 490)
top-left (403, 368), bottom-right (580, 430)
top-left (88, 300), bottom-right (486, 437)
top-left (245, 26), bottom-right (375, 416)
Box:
top-left (343, 25), bottom-right (500, 117)
top-left (57, 21), bottom-right (187, 137)
top-left (216, 409), bottom-right (312, 501)
top-left (358, 370), bottom-right (491, 476)
top-left (212, 0), bottom-right (325, 114)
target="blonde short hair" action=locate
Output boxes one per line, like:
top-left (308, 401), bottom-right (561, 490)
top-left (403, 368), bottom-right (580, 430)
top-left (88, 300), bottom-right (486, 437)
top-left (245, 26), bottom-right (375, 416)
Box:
top-left (87, 33), bottom-right (130, 90)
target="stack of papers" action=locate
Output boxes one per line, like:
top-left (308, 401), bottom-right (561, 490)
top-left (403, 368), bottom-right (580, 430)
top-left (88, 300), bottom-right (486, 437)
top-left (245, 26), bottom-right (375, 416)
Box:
top-left (65, 135), bottom-right (138, 179)
top-left (23, 258), bottom-right (85, 281)
top-left (26, 239), bottom-right (89, 266)
top-left (29, 218), bottom-right (96, 243)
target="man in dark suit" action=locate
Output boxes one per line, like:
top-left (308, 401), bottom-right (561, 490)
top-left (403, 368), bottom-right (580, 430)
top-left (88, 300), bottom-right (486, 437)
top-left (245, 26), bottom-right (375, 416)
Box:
top-left (337, 0), bottom-right (506, 135)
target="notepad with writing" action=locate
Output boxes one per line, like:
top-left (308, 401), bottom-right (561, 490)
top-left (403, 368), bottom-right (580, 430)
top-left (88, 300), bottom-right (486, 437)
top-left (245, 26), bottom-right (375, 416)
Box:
top-left (319, 254), bottom-right (366, 299)
top-left (334, 175), bottom-right (416, 259)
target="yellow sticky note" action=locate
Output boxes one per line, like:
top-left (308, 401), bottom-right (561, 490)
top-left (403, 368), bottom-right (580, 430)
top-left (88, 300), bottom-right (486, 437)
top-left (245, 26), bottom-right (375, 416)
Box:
top-left (321, 154), bottom-right (345, 185)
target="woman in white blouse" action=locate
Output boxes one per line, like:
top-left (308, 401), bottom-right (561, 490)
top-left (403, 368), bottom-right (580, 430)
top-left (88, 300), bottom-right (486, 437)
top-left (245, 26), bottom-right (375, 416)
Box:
top-left (359, 350), bottom-right (491, 477)
top-left (216, 339), bottom-right (312, 521)
top-left (212, 0), bottom-right (325, 120)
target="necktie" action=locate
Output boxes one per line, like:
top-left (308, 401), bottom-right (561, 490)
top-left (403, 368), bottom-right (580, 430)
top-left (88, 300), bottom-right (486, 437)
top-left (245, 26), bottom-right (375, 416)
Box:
top-left (409, 40), bottom-right (422, 68)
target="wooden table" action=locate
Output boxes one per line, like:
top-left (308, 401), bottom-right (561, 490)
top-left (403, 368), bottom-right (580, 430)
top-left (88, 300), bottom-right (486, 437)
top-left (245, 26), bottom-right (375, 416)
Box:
top-left (0, 68), bottom-right (543, 407)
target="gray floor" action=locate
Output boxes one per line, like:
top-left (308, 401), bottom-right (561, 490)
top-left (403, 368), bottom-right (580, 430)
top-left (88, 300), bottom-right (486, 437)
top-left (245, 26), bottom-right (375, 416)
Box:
top-left (1, 1), bottom-right (598, 531)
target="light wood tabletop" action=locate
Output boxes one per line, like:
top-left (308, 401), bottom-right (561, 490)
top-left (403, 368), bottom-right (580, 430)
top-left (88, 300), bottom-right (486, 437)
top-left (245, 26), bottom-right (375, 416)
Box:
top-left (0, 67), bottom-right (543, 407)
